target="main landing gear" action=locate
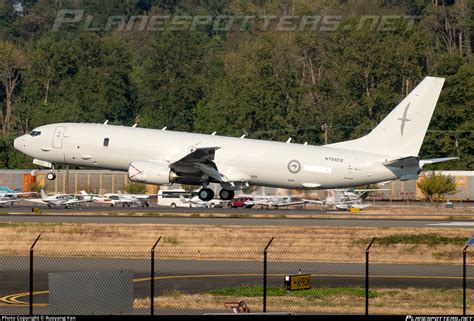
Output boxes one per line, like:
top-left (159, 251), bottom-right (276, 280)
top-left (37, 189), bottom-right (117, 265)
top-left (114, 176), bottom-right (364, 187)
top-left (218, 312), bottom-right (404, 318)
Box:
top-left (197, 187), bottom-right (235, 201)
top-left (219, 189), bottom-right (234, 201)
top-left (198, 188), bottom-right (214, 202)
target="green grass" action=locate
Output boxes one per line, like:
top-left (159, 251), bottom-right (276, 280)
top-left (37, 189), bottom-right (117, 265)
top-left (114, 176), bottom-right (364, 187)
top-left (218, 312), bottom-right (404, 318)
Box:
top-left (359, 234), bottom-right (467, 246)
top-left (0, 222), bottom-right (64, 228)
top-left (163, 236), bottom-right (179, 245)
top-left (208, 286), bottom-right (375, 298)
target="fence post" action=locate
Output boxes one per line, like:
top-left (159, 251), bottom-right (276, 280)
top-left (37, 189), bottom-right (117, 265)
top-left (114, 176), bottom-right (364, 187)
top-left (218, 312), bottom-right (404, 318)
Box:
top-left (464, 245), bottom-right (469, 316)
top-left (150, 236), bottom-right (162, 316)
top-left (29, 234), bottom-right (41, 316)
top-left (365, 237), bottom-right (376, 316)
top-left (263, 237), bottom-right (274, 313)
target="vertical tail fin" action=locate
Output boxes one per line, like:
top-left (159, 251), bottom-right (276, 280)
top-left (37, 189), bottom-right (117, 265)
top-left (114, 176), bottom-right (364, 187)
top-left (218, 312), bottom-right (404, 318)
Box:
top-left (328, 77), bottom-right (445, 157)
top-left (40, 189), bottom-right (47, 199)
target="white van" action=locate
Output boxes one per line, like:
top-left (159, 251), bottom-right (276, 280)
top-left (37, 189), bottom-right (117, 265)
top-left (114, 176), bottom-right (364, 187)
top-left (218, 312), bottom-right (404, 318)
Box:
top-left (157, 189), bottom-right (190, 208)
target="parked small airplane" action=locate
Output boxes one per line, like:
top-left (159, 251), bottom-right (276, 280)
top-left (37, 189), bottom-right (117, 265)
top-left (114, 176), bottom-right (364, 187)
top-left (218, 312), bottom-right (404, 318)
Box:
top-left (178, 193), bottom-right (224, 208)
top-left (25, 189), bottom-right (92, 208)
top-left (243, 195), bottom-right (307, 209)
top-left (306, 188), bottom-right (389, 210)
top-left (0, 186), bottom-right (36, 207)
top-left (79, 191), bottom-right (151, 207)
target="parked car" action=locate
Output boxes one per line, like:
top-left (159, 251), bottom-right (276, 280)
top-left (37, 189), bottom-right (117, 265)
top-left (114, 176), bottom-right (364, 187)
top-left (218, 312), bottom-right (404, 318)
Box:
top-left (229, 197), bottom-right (254, 208)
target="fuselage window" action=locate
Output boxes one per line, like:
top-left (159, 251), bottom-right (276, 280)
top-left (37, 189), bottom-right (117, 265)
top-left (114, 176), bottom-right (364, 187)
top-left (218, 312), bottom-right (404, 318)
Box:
top-left (103, 138), bottom-right (110, 147)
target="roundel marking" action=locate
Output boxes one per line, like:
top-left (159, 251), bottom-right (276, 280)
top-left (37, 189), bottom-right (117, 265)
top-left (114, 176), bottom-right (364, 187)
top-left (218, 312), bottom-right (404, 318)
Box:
top-left (287, 160), bottom-right (301, 174)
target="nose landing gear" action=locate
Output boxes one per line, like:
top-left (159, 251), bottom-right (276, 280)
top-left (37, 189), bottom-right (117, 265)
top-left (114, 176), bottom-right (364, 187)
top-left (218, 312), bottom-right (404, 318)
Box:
top-left (47, 172), bottom-right (56, 181)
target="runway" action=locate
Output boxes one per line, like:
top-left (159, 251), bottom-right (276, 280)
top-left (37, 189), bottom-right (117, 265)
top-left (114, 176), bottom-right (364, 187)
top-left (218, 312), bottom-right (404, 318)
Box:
top-left (0, 256), bottom-right (469, 312)
top-left (1, 213), bottom-right (474, 228)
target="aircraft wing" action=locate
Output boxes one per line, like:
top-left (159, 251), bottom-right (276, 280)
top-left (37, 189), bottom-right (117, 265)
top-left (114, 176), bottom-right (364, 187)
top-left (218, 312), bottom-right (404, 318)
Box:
top-left (0, 199), bottom-right (19, 204)
top-left (24, 199), bottom-right (48, 205)
top-left (172, 147), bottom-right (220, 164)
top-left (353, 189), bottom-right (390, 193)
top-left (273, 200), bottom-right (308, 207)
top-left (63, 198), bottom-right (93, 205)
top-left (170, 147), bottom-right (231, 184)
top-left (244, 200), bottom-right (269, 206)
top-left (302, 199), bottom-right (324, 205)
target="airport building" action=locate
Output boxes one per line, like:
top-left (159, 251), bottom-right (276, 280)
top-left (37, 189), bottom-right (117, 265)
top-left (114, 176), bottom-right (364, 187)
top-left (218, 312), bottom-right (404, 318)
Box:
top-left (0, 169), bottom-right (473, 201)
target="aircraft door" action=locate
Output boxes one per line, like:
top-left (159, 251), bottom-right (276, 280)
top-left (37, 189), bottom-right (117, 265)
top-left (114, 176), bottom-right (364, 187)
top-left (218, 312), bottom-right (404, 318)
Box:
top-left (344, 164), bottom-right (354, 180)
top-left (52, 126), bottom-right (66, 148)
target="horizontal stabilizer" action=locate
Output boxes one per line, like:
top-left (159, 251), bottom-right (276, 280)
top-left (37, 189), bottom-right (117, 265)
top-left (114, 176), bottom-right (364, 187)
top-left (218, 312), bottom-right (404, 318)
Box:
top-left (420, 157), bottom-right (458, 167)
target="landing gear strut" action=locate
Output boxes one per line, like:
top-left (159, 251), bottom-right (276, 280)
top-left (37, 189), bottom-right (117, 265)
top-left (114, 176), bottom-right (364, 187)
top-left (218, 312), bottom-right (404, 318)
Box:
top-left (198, 188), bottom-right (214, 201)
top-left (219, 189), bottom-right (235, 201)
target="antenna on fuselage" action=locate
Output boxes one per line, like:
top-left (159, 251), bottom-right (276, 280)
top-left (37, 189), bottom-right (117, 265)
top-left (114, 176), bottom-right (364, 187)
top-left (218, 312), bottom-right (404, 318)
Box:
top-left (286, 137), bottom-right (292, 143)
top-left (240, 134), bottom-right (246, 139)
top-left (211, 132), bottom-right (216, 136)
top-left (304, 142), bottom-right (308, 145)
top-left (132, 124), bottom-right (138, 128)
top-left (103, 120), bottom-right (109, 125)
top-left (161, 127), bottom-right (167, 131)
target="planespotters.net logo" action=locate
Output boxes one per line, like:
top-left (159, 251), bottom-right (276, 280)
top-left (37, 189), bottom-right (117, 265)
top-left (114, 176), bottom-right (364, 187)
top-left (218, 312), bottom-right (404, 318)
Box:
top-left (51, 10), bottom-right (420, 33)
top-left (406, 316), bottom-right (474, 321)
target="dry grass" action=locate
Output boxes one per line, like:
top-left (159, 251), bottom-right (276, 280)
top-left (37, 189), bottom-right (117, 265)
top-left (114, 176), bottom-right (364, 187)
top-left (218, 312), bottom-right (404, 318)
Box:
top-left (133, 287), bottom-right (470, 314)
top-left (0, 223), bottom-right (473, 263)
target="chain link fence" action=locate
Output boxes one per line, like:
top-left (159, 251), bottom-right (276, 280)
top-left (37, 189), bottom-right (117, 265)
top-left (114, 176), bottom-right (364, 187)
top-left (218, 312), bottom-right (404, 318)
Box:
top-left (0, 234), bottom-right (473, 315)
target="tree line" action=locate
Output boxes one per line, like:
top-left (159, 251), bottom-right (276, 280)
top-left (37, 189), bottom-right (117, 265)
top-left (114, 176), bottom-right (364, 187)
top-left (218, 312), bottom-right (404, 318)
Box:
top-left (0, 0), bottom-right (472, 170)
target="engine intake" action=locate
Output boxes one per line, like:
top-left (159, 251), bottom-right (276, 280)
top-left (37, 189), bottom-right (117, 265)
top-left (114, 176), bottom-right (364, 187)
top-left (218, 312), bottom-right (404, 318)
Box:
top-left (128, 160), bottom-right (175, 185)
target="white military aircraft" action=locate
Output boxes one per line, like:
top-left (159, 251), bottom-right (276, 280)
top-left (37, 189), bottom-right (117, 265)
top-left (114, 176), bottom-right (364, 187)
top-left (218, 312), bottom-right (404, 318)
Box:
top-left (25, 190), bottom-right (92, 208)
top-left (14, 77), bottom-right (457, 201)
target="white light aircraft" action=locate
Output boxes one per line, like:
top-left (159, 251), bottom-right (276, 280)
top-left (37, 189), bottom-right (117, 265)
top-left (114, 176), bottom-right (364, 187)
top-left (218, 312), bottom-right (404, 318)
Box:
top-left (0, 186), bottom-right (36, 207)
top-left (25, 190), bottom-right (92, 208)
top-left (178, 193), bottom-right (224, 208)
top-left (306, 188), bottom-right (390, 210)
top-left (14, 77), bottom-right (457, 201)
top-left (79, 191), bottom-right (151, 207)
top-left (244, 195), bottom-right (307, 209)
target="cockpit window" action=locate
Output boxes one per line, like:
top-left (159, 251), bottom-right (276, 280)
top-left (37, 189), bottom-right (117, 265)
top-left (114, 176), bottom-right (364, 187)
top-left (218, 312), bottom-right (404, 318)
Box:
top-left (28, 131), bottom-right (41, 137)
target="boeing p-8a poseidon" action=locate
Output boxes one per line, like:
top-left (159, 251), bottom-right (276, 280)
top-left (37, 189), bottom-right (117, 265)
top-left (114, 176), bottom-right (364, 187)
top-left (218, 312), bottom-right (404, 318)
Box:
top-left (14, 77), bottom-right (457, 201)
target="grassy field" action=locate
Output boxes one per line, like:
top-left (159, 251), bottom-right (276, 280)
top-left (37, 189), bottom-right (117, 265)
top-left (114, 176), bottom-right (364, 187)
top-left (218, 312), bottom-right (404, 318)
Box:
top-left (0, 222), bottom-right (473, 263)
top-left (133, 286), bottom-right (470, 314)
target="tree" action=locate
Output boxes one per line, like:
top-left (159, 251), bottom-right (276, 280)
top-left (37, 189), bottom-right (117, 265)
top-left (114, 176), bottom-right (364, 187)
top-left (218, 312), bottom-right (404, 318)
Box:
top-left (124, 182), bottom-right (148, 194)
top-left (0, 41), bottom-right (27, 136)
top-left (417, 172), bottom-right (457, 203)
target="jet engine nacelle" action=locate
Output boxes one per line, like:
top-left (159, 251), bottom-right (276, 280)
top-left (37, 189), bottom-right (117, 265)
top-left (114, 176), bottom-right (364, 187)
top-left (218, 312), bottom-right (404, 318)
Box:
top-left (128, 160), bottom-right (175, 185)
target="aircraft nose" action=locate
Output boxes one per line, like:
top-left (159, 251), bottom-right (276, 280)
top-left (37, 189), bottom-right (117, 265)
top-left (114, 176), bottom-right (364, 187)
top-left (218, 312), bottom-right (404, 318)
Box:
top-left (13, 135), bottom-right (26, 151)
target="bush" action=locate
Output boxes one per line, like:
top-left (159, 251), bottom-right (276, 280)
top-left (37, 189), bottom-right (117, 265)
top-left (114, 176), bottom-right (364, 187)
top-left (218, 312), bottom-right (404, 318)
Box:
top-left (417, 172), bottom-right (457, 203)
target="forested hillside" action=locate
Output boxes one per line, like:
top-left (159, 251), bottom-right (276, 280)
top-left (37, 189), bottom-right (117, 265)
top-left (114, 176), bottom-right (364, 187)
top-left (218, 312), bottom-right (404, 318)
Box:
top-left (0, 0), bottom-right (472, 169)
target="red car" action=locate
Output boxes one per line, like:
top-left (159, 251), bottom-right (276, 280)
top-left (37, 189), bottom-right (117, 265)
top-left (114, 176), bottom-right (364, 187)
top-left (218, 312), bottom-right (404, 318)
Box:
top-left (229, 197), bottom-right (254, 208)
